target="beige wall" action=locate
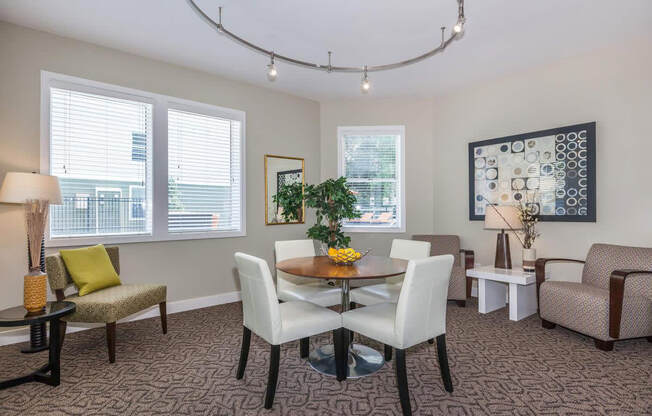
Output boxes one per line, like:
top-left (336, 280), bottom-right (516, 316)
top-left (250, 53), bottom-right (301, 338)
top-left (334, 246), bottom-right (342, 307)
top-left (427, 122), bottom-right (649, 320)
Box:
top-left (321, 40), bottom-right (652, 281)
top-left (0, 22), bottom-right (320, 311)
top-left (433, 39), bottom-right (652, 275)
top-left (319, 98), bottom-right (436, 256)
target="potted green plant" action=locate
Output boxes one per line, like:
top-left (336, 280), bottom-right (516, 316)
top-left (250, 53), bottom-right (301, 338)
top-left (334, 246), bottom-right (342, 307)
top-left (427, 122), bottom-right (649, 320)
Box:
top-left (276, 176), bottom-right (360, 249)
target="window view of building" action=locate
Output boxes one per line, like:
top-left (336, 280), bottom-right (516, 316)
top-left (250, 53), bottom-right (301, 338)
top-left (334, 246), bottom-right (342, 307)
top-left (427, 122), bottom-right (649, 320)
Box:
top-left (49, 87), bottom-right (152, 238)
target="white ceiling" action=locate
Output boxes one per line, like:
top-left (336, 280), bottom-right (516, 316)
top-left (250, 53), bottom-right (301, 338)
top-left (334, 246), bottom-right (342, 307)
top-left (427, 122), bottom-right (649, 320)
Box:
top-left (1, 0), bottom-right (651, 101)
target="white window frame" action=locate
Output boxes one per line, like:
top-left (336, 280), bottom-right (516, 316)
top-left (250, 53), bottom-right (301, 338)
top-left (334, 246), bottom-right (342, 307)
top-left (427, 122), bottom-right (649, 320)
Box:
top-left (128, 185), bottom-right (146, 221)
top-left (41, 71), bottom-right (247, 247)
top-left (337, 125), bottom-right (406, 233)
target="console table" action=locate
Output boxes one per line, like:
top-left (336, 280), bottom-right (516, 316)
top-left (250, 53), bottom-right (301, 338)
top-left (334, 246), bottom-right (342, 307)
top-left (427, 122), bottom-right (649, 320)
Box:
top-left (467, 266), bottom-right (548, 321)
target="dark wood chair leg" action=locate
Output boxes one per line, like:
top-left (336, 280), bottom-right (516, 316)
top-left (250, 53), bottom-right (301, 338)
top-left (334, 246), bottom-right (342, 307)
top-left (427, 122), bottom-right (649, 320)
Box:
top-left (333, 328), bottom-right (347, 382)
top-left (106, 322), bottom-right (116, 364)
top-left (395, 349), bottom-right (411, 416)
top-left (264, 345), bottom-right (281, 409)
top-left (236, 326), bottom-right (251, 379)
top-left (300, 337), bottom-right (309, 358)
top-left (384, 344), bottom-right (392, 362)
top-left (455, 300), bottom-right (466, 308)
top-left (159, 302), bottom-right (167, 334)
top-left (59, 321), bottom-right (68, 350)
top-left (428, 338), bottom-right (434, 344)
top-left (541, 319), bottom-right (556, 329)
top-left (594, 339), bottom-right (614, 351)
top-left (436, 334), bottom-right (453, 393)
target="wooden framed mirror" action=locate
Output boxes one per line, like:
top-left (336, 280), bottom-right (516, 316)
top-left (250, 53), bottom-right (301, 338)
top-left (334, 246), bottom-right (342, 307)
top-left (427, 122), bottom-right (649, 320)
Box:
top-left (265, 155), bottom-right (305, 225)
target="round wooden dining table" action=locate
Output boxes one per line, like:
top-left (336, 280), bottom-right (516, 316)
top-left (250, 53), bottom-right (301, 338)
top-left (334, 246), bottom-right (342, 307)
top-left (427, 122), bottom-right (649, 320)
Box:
top-left (276, 255), bottom-right (408, 378)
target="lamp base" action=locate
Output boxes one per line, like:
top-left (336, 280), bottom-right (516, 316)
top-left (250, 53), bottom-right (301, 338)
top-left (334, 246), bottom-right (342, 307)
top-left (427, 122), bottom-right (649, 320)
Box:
top-left (494, 232), bottom-right (512, 269)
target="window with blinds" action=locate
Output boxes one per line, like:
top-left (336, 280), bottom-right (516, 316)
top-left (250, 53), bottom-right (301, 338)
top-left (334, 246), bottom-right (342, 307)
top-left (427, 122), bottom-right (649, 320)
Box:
top-left (339, 126), bottom-right (404, 231)
top-left (168, 109), bottom-right (242, 233)
top-left (49, 87), bottom-right (153, 238)
top-left (43, 72), bottom-right (246, 245)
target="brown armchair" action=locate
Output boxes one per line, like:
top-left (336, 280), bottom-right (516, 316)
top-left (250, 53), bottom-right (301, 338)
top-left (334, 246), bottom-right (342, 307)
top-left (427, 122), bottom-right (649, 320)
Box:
top-left (412, 235), bottom-right (474, 307)
top-left (536, 243), bottom-right (652, 351)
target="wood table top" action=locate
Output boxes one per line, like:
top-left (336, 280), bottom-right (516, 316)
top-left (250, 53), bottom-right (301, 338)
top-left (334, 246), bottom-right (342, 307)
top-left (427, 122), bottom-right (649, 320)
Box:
top-left (276, 255), bottom-right (408, 280)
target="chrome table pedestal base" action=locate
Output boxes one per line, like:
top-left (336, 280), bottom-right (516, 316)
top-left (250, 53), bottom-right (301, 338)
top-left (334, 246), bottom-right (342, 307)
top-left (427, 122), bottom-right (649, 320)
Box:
top-left (309, 279), bottom-right (385, 378)
top-left (309, 343), bottom-right (385, 378)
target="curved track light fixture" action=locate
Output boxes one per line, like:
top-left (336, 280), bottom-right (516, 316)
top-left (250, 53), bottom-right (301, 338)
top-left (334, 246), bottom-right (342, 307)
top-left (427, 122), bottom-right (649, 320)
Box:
top-left (186, 0), bottom-right (467, 93)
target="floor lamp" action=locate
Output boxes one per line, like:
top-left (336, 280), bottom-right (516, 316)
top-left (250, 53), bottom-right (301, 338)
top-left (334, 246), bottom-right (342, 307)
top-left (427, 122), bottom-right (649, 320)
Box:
top-left (0, 172), bottom-right (62, 353)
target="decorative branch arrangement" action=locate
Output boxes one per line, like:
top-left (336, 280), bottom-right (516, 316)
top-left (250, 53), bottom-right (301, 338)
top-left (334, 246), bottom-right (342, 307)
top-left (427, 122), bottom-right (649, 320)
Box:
top-left (516, 200), bottom-right (540, 249)
top-left (276, 177), bottom-right (360, 248)
top-left (24, 200), bottom-right (49, 273)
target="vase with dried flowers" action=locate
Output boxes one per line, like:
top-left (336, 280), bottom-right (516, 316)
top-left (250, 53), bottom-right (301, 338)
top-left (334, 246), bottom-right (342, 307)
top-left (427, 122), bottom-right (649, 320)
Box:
top-left (24, 200), bottom-right (50, 312)
top-left (516, 200), bottom-right (540, 272)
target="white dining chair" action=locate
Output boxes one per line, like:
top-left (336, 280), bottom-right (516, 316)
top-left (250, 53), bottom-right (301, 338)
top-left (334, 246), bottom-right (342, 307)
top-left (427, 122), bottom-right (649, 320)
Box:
top-left (234, 252), bottom-right (347, 409)
top-left (341, 255), bottom-right (455, 416)
top-left (350, 239), bottom-right (431, 307)
top-left (275, 239), bottom-right (341, 307)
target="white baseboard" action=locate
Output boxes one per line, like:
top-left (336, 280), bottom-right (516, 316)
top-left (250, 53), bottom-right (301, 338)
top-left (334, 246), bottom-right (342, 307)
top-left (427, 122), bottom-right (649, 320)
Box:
top-left (0, 290), bottom-right (241, 347)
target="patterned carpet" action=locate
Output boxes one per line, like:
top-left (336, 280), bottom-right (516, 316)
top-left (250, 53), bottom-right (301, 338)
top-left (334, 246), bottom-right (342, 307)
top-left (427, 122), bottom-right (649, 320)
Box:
top-left (0, 299), bottom-right (650, 415)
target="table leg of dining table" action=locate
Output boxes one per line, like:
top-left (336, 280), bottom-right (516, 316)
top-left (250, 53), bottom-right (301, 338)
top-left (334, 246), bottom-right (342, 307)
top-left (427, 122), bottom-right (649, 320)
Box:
top-left (308, 279), bottom-right (385, 379)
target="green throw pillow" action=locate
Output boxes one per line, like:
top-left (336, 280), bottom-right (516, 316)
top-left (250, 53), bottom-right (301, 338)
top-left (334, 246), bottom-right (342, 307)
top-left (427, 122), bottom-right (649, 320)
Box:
top-left (60, 244), bottom-right (121, 296)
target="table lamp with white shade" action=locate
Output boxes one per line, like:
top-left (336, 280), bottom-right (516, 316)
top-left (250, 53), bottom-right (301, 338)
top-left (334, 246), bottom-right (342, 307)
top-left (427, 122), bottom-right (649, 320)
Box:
top-left (484, 204), bottom-right (523, 269)
top-left (0, 172), bottom-right (62, 315)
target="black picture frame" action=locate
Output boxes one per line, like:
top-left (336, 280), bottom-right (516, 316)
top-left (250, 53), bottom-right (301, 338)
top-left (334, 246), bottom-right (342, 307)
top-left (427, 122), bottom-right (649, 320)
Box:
top-left (468, 122), bottom-right (596, 222)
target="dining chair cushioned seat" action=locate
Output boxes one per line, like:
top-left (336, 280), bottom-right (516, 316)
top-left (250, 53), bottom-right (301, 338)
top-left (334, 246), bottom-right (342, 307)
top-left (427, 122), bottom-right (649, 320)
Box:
top-left (277, 301), bottom-right (342, 344)
top-left (350, 239), bottom-right (431, 306)
top-left (342, 303), bottom-right (399, 346)
top-left (62, 284), bottom-right (167, 323)
top-left (350, 283), bottom-right (401, 306)
top-left (275, 239), bottom-right (340, 307)
top-left (276, 282), bottom-right (341, 307)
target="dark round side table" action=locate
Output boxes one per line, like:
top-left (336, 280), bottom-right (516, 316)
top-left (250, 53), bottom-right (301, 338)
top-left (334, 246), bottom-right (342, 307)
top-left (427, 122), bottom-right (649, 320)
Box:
top-left (0, 301), bottom-right (75, 390)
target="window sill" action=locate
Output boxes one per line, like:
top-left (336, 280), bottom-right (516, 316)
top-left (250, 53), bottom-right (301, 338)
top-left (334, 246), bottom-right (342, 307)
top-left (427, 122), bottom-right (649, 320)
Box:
top-left (342, 225), bottom-right (406, 234)
top-left (46, 230), bottom-right (246, 248)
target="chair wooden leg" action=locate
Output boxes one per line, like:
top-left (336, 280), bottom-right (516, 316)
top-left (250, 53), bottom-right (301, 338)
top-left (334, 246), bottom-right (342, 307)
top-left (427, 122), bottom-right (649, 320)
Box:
top-left (455, 300), bottom-right (466, 308)
top-left (159, 302), bottom-right (167, 334)
top-left (541, 319), bottom-right (556, 329)
top-left (236, 326), bottom-right (251, 379)
top-left (264, 345), bottom-right (281, 409)
top-left (384, 344), bottom-right (392, 362)
top-left (594, 339), bottom-right (614, 351)
top-left (106, 322), bottom-right (116, 363)
top-left (300, 337), bottom-right (309, 358)
top-left (59, 321), bottom-right (68, 350)
top-left (466, 276), bottom-right (473, 299)
top-left (333, 328), bottom-right (347, 382)
top-left (349, 302), bottom-right (356, 340)
top-left (436, 334), bottom-right (453, 393)
top-left (395, 349), bottom-right (411, 416)
top-left (428, 338), bottom-right (434, 344)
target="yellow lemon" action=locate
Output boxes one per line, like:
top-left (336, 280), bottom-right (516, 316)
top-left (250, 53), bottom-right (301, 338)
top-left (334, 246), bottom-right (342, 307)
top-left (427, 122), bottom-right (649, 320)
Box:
top-left (328, 247), bottom-right (337, 256)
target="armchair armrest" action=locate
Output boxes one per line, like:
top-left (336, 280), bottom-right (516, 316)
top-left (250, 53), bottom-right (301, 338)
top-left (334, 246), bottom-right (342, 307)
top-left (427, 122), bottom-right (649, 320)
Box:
top-left (609, 269), bottom-right (652, 338)
top-left (535, 258), bottom-right (585, 310)
top-left (460, 249), bottom-right (475, 298)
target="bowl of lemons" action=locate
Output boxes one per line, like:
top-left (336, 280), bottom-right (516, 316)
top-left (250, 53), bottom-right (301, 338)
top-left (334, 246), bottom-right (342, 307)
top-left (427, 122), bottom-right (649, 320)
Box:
top-left (324, 247), bottom-right (370, 265)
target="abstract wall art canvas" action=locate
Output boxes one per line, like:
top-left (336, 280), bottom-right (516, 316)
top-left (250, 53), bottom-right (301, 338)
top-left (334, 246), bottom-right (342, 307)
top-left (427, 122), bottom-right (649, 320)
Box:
top-left (468, 122), bottom-right (596, 222)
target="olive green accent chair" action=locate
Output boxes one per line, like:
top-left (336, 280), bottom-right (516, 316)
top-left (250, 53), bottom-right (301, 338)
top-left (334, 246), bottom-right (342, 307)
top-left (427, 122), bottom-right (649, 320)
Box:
top-left (46, 246), bottom-right (167, 363)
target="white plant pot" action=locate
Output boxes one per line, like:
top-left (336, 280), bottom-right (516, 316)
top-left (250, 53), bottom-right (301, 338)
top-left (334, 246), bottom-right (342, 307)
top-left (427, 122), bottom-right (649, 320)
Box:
top-left (522, 248), bottom-right (536, 272)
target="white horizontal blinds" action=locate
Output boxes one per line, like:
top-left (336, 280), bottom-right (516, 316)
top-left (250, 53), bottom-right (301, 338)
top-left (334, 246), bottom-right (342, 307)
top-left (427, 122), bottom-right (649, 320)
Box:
top-left (342, 133), bottom-right (400, 227)
top-left (168, 109), bottom-right (242, 233)
top-left (49, 87), bottom-right (153, 238)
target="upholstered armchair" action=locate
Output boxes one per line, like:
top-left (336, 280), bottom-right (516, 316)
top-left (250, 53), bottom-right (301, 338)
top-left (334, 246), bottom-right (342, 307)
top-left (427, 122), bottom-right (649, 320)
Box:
top-left (46, 246), bottom-right (167, 363)
top-left (536, 243), bottom-right (652, 351)
top-left (412, 235), bottom-right (474, 306)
